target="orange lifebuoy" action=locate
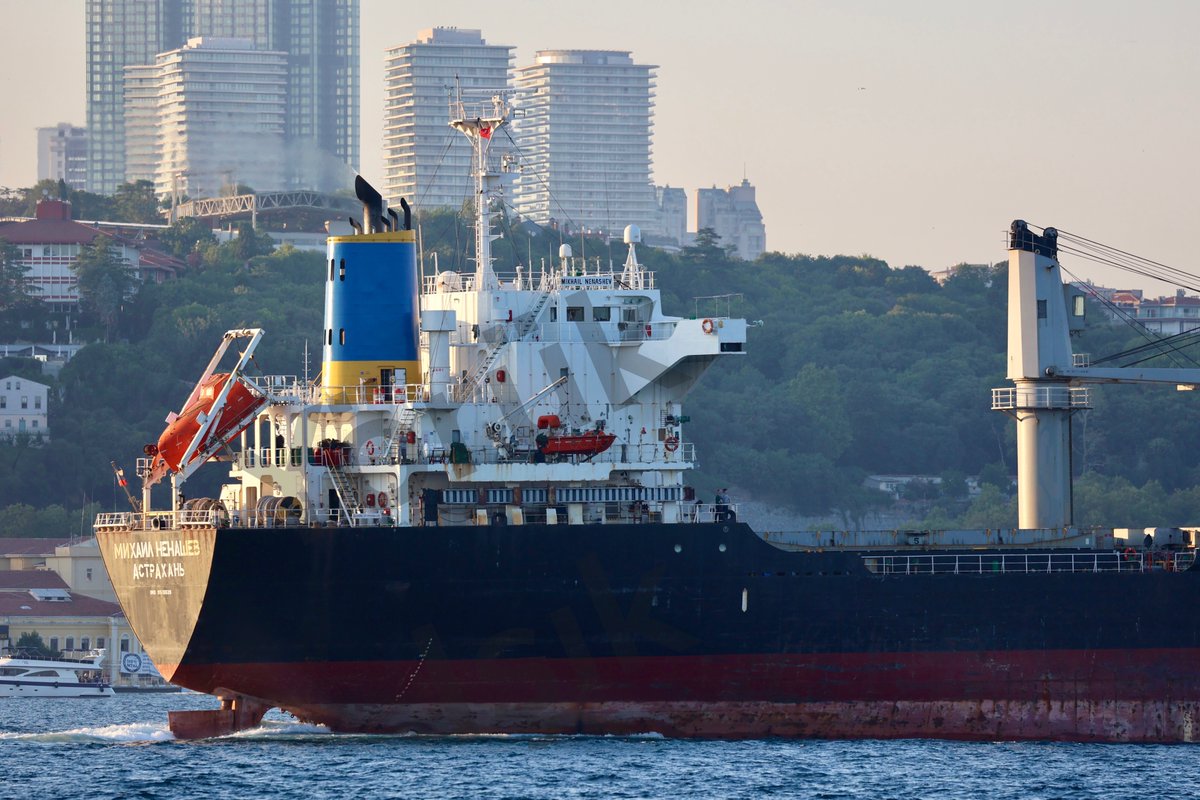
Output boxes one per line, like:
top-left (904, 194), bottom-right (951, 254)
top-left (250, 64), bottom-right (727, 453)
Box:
top-left (663, 435), bottom-right (679, 453)
top-left (377, 491), bottom-right (388, 508)
top-left (1123, 547), bottom-right (1136, 562)
top-left (701, 318), bottom-right (715, 334)
top-left (365, 493), bottom-right (375, 507)
top-left (365, 439), bottom-right (376, 456)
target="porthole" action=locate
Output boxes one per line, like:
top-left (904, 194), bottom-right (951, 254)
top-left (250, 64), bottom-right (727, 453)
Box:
top-left (718, 543), bottom-right (727, 553)
top-left (674, 544), bottom-right (682, 554)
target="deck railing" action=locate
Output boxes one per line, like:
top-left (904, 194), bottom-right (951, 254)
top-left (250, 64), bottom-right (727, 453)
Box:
top-left (863, 550), bottom-right (1195, 575)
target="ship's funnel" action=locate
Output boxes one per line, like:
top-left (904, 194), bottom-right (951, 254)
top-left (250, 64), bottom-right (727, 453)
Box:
top-left (323, 181), bottom-right (420, 403)
top-left (355, 175), bottom-right (385, 234)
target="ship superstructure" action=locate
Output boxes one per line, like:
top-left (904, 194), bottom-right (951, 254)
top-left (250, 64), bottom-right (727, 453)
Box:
top-left (190, 95), bottom-right (744, 533)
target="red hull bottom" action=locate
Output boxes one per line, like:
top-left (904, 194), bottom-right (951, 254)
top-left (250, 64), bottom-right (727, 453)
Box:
top-left (163, 650), bottom-right (1200, 742)
top-left (264, 699), bottom-right (1200, 742)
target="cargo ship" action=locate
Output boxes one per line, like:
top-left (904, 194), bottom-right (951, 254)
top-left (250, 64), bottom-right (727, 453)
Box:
top-left (96, 96), bottom-right (1200, 741)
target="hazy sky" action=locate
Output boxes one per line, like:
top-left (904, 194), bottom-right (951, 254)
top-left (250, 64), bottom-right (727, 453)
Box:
top-left (1, 0), bottom-right (1197, 292)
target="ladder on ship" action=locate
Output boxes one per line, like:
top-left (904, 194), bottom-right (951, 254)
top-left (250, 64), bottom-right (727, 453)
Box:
top-left (457, 289), bottom-right (552, 401)
top-left (325, 460), bottom-right (363, 524)
top-left (382, 406), bottom-right (419, 462)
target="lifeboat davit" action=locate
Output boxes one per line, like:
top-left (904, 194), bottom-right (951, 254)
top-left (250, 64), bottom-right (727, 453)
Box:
top-left (146, 373), bottom-right (265, 483)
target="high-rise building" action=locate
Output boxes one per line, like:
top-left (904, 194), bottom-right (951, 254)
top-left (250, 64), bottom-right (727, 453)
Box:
top-left (122, 65), bottom-right (160, 185)
top-left (513, 50), bottom-right (657, 236)
top-left (87, 0), bottom-right (358, 196)
top-left (36, 124), bottom-right (89, 190)
top-left (127, 37), bottom-right (288, 199)
top-left (85, 0), bottom-right (188, 195)
top-left (382, 28), bottom-right (513, 211)
top-left (695, 179), bottom-right (767, 260)
top-left (654, 186), bottom-right (688, 246)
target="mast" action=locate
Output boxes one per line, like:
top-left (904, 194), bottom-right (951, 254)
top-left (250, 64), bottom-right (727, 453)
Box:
top-left (449, 92), bottom-right (510, 294)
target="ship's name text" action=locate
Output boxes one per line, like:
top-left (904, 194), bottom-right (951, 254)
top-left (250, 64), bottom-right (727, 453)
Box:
top-left (112, 539), bottom-right (201, 560)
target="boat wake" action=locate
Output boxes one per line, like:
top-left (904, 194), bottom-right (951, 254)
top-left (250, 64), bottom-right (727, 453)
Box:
top-left (0, 721), bottom-right (175, 744)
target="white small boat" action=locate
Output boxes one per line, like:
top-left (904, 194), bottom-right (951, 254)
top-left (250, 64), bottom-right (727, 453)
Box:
top-left (0, 652), bottom-right (115, 698)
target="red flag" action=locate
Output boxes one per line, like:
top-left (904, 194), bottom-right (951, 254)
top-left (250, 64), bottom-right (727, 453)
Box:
top-left (480, 125), bottom-right (492, 139)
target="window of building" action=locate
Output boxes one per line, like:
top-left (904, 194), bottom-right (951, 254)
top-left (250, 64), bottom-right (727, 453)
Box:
top-left (34, 397), bottom-right (41, 409)
top-left (49, 637), bottom-right (59, 652)
top-left (65, 637), bottom-right (75, 651)
top-left (20, 397), bottom-right (27, 409)
top-left (120, 635), bottom-right (130, 652)
top-left (0, 397), bottom-right (5, 408)
top-left (97, 637), bottom-right (105, 649)
top-left (86, 568), bottom-right (93, 580)
top-left (81, 637), bottom-right (90, 651)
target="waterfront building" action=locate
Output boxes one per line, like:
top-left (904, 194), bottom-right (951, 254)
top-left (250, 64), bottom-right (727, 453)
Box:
top-left (0, 199), bottom-right (181, 307)
top-left (513, 50), bottom-right (658, 235)
top-left (382, 28), bottom-right (514, 211)
top-left (0, 375), bottom-right (49, 441)
top-left (694, 179), bottom-right (767, 260)
top-left (36, 124), bottom-right (89, 190)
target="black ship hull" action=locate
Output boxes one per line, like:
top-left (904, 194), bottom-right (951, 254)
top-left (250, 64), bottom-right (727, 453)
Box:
top-left (97, 522), bottom-right (1200, 741)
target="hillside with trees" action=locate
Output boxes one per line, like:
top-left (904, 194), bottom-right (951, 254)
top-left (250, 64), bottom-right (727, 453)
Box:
top-left (3, 196), bottom-right (1200, 536)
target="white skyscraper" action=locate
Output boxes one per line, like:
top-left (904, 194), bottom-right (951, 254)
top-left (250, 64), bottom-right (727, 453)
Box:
top-left (129, 37), bottom-right (288, 199)
top-left (382, 28), bottom-right (514, 211)
top-left (513, 50), bottom-right (657, 235)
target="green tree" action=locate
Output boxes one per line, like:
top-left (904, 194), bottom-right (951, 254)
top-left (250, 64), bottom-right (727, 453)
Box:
top-left (0, 237), bottom-right (41, 337)
top-left (159, 217), bottom-right (217, 259)
top-left (112, 180), bottom-right (162, 224)
top-left (72, 235), bottom-right (133, 342)
top-left (15, 631), bottom-right (60, 659)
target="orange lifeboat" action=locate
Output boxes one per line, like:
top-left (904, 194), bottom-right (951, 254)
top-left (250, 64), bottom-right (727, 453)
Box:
top-left (536, 430), bottom-right (617, 457)
top-left (147, 373), bottom-right (265, 483)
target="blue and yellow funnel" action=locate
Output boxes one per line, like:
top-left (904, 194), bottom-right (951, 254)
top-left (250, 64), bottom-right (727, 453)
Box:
top-left (321, 179), bottom-right (419, 403)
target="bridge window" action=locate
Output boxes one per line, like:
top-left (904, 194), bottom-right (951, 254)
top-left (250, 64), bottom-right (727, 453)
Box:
top-left (593, 307), bottom-right (611, 322)
top-left (566, 307), bottom-right (584, 322)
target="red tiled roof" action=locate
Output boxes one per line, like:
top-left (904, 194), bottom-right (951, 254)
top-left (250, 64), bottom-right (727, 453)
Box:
top-left (0, 591), bottom-right (122, 618)
top-left (0, 538), bottom-right (70, 557)
top-left (0, 218), bottom-right (106, 246)
top-left (0, 571), bottom-right (69, 590)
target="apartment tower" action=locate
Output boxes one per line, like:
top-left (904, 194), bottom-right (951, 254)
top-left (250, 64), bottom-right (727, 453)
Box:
top-left (382, 28), bottom-right (514, 211)
top-left (513, 50), bottom-right (657, 235)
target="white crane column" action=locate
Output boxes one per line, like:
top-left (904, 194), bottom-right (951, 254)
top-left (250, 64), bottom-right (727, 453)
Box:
top-left (1003, 222), bottom-right (1080, 530)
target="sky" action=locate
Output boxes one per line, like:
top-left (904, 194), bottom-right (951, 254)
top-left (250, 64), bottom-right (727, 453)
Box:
top-left (0, 0), bottom-right (1197, 293)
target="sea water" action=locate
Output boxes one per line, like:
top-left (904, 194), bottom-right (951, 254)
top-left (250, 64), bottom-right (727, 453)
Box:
top-left (0, 692), bottom-right (1196, 800)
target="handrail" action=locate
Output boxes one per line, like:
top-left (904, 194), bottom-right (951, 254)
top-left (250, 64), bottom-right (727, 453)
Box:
top-left (862, 550), bottom-right (1195, 575)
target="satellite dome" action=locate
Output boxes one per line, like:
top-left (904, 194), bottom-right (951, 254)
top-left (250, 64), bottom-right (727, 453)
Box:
top-left (558, 243), bottom-right (573, 259)
top-left (623, 224), bottom-right (641, 244)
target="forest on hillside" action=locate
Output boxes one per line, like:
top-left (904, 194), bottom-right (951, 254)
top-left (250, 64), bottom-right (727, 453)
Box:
top-left (3, 198), bottom-right (1200, 536)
